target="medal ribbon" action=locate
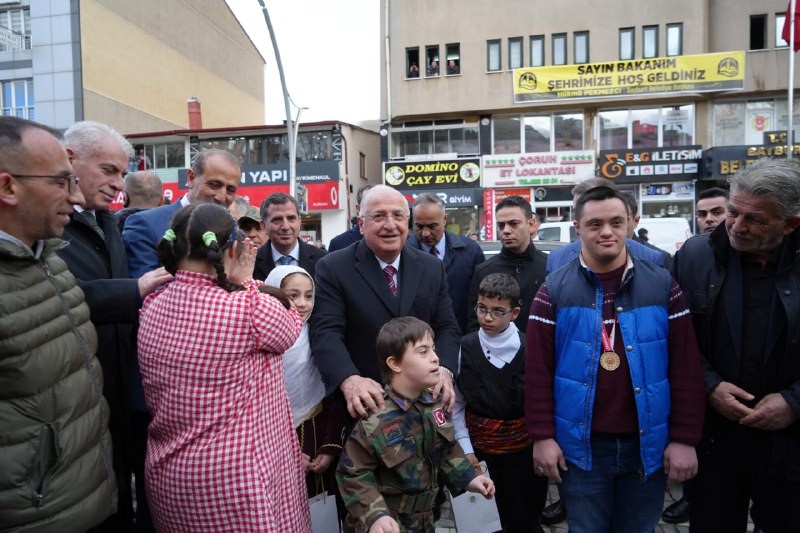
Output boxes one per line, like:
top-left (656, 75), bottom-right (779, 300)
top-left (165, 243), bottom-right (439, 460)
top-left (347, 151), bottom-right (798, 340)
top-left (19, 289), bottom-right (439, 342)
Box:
top-left (600, 317), bottom-right (616, 353)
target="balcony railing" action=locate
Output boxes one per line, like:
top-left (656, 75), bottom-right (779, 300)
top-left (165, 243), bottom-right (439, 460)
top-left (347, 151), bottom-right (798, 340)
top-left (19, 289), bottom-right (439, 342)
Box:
top-left (0, 25), bottom-right (27, 51)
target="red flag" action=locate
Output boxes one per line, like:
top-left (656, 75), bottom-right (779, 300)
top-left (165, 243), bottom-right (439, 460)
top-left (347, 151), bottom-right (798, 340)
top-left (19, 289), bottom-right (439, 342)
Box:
top-left (782, 1), bottom-right (800, 52)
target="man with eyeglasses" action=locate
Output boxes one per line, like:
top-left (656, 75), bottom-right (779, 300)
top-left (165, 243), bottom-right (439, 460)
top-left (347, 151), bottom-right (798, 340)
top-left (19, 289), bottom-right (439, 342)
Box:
top-left (311, 185), bottom-right (461, 419)
top-left (467, 195), bottom-right (548, 333)
top-left (406, 193), bottom-right (485, 333)
top-left (56, 121), bottom-right (172, 531)
top-left (0, 116), bottom-right (117, 531)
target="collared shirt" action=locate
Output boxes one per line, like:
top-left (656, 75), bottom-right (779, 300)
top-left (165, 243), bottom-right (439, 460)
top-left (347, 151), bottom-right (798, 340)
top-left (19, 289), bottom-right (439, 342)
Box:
top-left (377, 254), bottom-right (401, 291)
top-left (423, 235), bottom-right (446, 261)
top-left (271, 240), bottom-right (300, 266)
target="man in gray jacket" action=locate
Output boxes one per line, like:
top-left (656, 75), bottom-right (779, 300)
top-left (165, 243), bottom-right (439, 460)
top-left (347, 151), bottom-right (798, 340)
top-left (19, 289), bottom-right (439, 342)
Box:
top-left (0, 116), bottom-right (116, 531)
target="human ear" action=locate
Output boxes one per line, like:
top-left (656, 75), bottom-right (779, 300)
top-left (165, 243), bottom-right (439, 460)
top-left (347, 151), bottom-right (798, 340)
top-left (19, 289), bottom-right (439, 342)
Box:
top-left (0, 173), bottom-right (19, 206)
top-left (386, 355), bottom-right (402, 374)
top-left (510, 306), bottom-right (521, 321)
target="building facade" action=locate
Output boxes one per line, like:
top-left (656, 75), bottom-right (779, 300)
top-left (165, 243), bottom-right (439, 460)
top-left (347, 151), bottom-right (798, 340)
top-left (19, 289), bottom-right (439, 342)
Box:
top-left (0, 0), bottom-right (264, 132)
top-left (380, 0), bottom-right (797, 236)
top-left (125, 121), bottom-right (381, 243)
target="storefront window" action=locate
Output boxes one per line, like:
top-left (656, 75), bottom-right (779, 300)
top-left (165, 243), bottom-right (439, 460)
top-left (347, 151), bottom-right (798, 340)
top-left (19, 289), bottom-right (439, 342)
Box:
top-left (713, 102), bottom-right (745, 146)
top-left (554, 113), bottom-right (583, 150)
top-left (495, 112), bottom-right (584, 154)
top-left (524, 115), bottom-right (550, 153)
top-left (631, 108), bottom-right (659, 148)
top-left (599, 109), bottom-right (628, 149)
top-left (493, 115), bottom-right (522, 154)
top-left (390, 121), bottom-right (479, 159)
top-left (600, 105), bottom-right (695, 149)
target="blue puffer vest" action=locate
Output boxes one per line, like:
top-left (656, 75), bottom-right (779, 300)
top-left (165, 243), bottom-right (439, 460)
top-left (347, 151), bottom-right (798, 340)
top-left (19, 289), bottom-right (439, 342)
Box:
top-left (546, 256), bottom-right (672, 477)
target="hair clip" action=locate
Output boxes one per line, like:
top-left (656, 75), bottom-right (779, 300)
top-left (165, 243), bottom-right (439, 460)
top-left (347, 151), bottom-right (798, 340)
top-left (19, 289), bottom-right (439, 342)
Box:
top-left (201, 231), bottom-right (218, 247)
top-left (162, 229), bottom-right (176, 242)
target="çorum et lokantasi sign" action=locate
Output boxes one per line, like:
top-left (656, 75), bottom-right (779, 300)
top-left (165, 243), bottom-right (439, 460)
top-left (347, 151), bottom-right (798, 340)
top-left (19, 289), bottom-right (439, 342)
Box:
top-left (513, 51), bottom-right (745, 103)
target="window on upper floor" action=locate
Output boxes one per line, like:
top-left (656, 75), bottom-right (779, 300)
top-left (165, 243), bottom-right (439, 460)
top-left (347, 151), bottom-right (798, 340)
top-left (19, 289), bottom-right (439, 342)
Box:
top-left (777, 13), bottom-right (789, 48)
top-left (0, 8), bottom-right (31, 51)
top-left (389, 119), bottom-right (480, 159)
top-left (552, 33), bottom-right (567, 65)
top-left (530, 35), bottom-right (545, 67)
top-left (643, 26), bottom-right (659, 58)
top-left (574, 31), bottom-right (589, 64)
top-left (714, 98), bottom-right (800, 146)
top-left (406, 47), bottom-right (420, 79)
top-left (445, 43), bottom-right (461, 75)
top-left (487, 39), bottom-right (501, 71)
top-left (131, 143), bottom-right (186, 171)
top-left (493, 112), bottom-right (584, 154)
top-left (750, 14), bottom-right (767, 50)
top-left (619, 27), bottom-right (635, 60)
top-left (1, 79), bottom-right (33, 120)
top-left (666, 23), bottom-right (682, 56)
top-left (426, 45), bottom-right (440, 77)
top-left (509, 37), bottom-right (523, 69)
top-left (359, 152), bottom-right (366, 179)
top-left (599, 105), bottom-right (695, 150)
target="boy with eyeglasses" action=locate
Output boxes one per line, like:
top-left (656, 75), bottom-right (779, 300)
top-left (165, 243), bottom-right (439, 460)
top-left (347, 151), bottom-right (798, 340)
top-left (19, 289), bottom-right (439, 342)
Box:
top-left (453, 273), bottom-right (548, 532)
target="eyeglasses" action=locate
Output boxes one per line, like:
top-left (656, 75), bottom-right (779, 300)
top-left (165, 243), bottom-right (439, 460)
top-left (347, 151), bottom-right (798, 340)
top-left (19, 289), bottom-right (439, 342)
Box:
top-left (475, 305), bottom-right (512, 319)
top-left (13, 174), bottom-right (80, 194)
top-left (364, 212), bottom-right (409, 223)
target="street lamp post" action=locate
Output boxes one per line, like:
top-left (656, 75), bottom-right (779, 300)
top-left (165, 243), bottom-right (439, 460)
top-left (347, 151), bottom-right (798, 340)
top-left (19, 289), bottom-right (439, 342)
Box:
top-left (291, 105), bottom-right (308, 202)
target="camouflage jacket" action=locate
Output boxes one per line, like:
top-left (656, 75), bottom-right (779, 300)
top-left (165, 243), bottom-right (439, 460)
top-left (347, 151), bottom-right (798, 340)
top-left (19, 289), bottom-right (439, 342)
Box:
top-left (337, 386), bottom-right (476, 532)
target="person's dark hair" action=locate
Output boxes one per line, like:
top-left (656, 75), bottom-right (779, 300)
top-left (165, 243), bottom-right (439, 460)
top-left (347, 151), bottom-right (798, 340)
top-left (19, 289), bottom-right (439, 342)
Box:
top-left (478, 273), bottom-right (520, 309)
top-left (413, 192), bottom-right (446, 211)
top-left (191, 148), bottom-right (240, 176)
top-left (622, 192), bottom-right (638, 217)
top-left (495, 195), bottom-right (533, 219)
top-left (0, 116), bottom-right (61, 171)
top-left (376, 316), bottom-right (434, 383)
top-left (575, 186), bottom-right (629, 221)
top-left (157, 203), bottom-right (244, 292)
top-left (571, 177), bottom-right (617, 198)
top-left (697, 187), bottom-right (729, 201)
top-left (356, 184), bottom-right (376, 204)
top-left (260, 192), bottom-right (298, 219)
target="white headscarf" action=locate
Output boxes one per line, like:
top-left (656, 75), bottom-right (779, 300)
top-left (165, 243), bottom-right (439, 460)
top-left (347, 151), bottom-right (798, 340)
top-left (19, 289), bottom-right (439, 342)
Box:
top-left (265, 265), bottom-right (326, 427)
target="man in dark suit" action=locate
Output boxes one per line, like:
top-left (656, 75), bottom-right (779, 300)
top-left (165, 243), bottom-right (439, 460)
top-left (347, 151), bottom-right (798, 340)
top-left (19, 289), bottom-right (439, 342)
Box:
top-left (56, 121), bottom-right (171, 531)
top-left (123, 149), bottom-right (241, 276)
top-left (329, 184), bottom-right (374, 252)
top-left (253, 192), bottom-right (327, 280)
top-left (406, 192), bottom-right (485, 333)
top-left (311, 185), bottom-right (461, 419)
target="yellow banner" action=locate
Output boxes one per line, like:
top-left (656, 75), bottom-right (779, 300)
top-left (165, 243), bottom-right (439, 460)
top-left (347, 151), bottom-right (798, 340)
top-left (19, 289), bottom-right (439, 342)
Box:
top-left (513, 51), bottom-right (745, 102)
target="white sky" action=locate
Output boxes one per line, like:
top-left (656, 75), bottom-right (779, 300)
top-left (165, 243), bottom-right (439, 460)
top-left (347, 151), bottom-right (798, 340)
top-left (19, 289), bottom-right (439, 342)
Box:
top-left (226, 0), bottom-right (380, 126)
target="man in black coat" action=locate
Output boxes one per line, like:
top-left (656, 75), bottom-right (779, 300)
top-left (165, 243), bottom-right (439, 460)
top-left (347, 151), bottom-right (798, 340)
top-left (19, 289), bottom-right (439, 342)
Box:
top-left (406, 192), bottom-right (485, 333)
top-left (253, 192), bottom-right (326, 280)
top-left (328, 184), bottom-right (375, 252)
top-left (57, 121), bottom-right (171, 531)
top-left (673, 158), bottom-right (800, 532)
top-left (310, 185), bottom-right (461, 419)
top-left (467, 195), bottom-right (547, 333)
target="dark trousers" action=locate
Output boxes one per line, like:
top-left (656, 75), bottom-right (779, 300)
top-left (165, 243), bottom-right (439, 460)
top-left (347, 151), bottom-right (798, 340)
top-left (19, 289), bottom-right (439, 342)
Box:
top-left (132, 411), bottom-right (156, 532)
top-left (690, 421), bottom-right (800, 533)
top-left (476, 446), bottom-right (548, 533)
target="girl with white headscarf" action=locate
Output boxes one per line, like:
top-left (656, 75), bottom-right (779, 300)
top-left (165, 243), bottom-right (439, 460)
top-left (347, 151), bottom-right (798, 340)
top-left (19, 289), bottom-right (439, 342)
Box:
top-left (264, 265), bottom-right (348, 499)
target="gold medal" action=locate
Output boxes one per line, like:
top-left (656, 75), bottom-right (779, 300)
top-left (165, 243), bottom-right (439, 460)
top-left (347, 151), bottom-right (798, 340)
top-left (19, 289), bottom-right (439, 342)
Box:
top-left (600, 351), bottom-right (620, 371)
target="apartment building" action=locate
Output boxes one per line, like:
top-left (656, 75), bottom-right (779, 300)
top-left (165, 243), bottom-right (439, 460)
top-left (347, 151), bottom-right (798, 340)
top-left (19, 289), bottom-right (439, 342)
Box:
top-left (380, 0), bottom-right (796, 236)
top-left (0, 0), bottom-right (265, 133)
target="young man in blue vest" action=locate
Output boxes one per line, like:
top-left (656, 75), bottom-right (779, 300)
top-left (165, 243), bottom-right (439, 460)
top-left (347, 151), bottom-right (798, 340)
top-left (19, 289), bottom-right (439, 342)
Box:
top-left (525, 186), bottom-right (705, 533)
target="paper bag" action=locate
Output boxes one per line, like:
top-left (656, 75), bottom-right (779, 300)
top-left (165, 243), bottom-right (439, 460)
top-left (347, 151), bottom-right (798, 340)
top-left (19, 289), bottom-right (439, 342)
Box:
top-left (309, 491), bottom-right (339, 533)
top-left (450, 462), bottom-right (502, 533)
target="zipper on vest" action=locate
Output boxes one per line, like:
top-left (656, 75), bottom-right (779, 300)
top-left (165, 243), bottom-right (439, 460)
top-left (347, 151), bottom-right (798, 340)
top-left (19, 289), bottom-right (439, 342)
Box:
top-left (30, 424), bottom-right (57, 508)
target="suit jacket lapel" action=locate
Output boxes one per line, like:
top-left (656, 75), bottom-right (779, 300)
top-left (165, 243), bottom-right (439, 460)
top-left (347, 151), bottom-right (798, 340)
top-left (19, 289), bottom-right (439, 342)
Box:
top-left (354, 241), bottom-right (400, 314)
top-left (398, 248), bottom-right (423, 315)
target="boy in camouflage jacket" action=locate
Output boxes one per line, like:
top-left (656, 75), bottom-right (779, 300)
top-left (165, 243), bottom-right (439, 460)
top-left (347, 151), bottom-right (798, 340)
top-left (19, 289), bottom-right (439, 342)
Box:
top-left (337, 316), bottom-right (495, 533)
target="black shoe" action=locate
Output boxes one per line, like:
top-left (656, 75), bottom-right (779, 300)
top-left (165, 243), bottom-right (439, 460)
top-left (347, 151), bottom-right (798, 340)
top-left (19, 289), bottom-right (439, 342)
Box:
top-left (662, 497), bottom-right (690, 524)
top-left (541, 499), bottom-right (567, 525)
